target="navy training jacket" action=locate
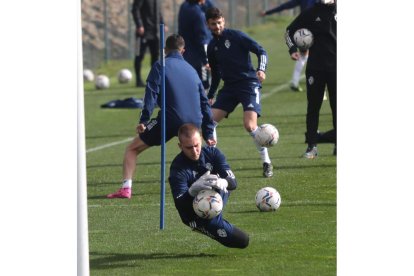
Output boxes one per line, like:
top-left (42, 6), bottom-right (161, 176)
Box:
top-left (139, 51), bottom-right (215, 141)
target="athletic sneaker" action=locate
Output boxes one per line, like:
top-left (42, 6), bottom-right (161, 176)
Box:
top-left (107, 188), bottom-right (131, 199)
top-left (263, 162), bottom-right (274, 178)
top-left (290, 83), bottom-right (303, 92)
top-left (303, 146), bottom-right (318, 159)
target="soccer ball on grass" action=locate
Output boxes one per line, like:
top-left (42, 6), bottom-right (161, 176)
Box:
top-left (118, 69), bottom-right (133, 84)
top-left (193, 189), bottom-right (223, 219)
top-left (95, 75), bottom-right (110, 90)
top-left (254, 124), bottom-right (279, 147)
top-left (293, 28), bottom-right (314, 50)
top-left (83, 69), bottom-right (94, 82)
top-left (255, 187), bottom-right (281, 212)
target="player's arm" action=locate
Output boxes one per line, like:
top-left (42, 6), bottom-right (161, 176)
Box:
top-left (207, 44), bottom-right (221, 100)
top-left (262, 0), bottom-right (301, 16)
top-left (239, 31), bottom-right (268, 81)
top-left (131, 0), bottom-right (144, 28)
top-left (194, 11), bottom-right (210, 66)
top-left (139, 62), bottom-right (161, 124)
top-left (212, 148), bottom-right (237, 191)
top-left (285, 8), bottom-right (312, 58)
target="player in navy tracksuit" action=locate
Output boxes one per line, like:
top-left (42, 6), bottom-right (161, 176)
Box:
top-left (285, 0), bottom-right (336, 158)
top-left (107, 34), bottom-right (216, 199)
top-left (205, 7), bottom-right (274, 178)
top-left (260, 0), bottom-right (317, 92)
top-left (178, 0), bottom-right (211, 89)
top-left (169, 124), bottom-right (249, 248)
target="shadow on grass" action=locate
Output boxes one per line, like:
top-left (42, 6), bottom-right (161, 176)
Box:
top-left (89, 251), bottom-right (216, 270)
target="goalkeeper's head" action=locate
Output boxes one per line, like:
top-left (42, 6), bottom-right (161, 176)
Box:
top-left (178, 124), bottom-right (202, 161)
top-left (165, 34), bottom-right (185, 55)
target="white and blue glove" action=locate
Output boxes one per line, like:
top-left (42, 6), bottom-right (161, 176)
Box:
top-left (188, 171), bottom-right (218, 197)
top-left (212, 178), bottom-right (228, 193)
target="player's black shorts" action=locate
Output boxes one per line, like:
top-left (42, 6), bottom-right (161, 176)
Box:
top-left (212, 81), bottom-right (262, 117)
top-left (139, 117), bottom-right (179, 146)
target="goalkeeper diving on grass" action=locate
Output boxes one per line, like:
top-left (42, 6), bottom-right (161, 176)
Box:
top-left (168, 123), bottom-right (249, 248)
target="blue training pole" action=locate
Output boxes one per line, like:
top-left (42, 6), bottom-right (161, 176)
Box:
top-left (159, 24), bottom-right (166, 230)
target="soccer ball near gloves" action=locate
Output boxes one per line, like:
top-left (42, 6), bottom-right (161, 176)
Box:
top-left (254, 124), bottom-right (279, 147)
top-left (255, 187), bottom-right (281, 212)
top-left (193, 189), bottom-right (223, 219)
top-left (293, 28), bottom-right (314, 50)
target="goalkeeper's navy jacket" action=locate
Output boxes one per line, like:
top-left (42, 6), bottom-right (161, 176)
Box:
top-left (139, 51), bottom-right (215, 141)
top-left (207, 29), bottom-right (268, 99)
top-left (285, 2), bottom-right (336, 72)
top-left (264, 0), bottom-right (316, 15)
top-left (178, 1), bottom-right (210, 68)
top-left (168, 146), bottom-right (236, 224)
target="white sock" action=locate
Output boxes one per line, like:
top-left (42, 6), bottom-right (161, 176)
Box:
top-left (122, 179), bottom-right (132, 189)
top-left (291, 54), bottom-right (308, 86)
top-left (250, 127), bottom-right (271, 164)
top-left (212, 121), bottom-right (218, 147)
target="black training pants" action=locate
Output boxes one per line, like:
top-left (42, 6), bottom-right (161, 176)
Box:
top-left (305, 69), bottom-right (337, 146)
top-left (134, 37), bottom-right (159, 85)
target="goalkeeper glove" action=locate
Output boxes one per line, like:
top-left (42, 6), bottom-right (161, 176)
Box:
top-left (212, 178), bottom-right (228, 193)
top-left (188, 171), bottom-right (218, 197)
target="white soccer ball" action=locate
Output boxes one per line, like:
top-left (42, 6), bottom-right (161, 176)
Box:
top-left (193, 189), bottom-right (223, 219)
top-left (95, 75), bottom-right (110, 89)
top-left (255, 124), bottom-right (279, 147)
top-left (83, 69), bottom-right (94, 82)
top-left (255, 187), bottom-right (281, 212)
top-left (118, 68), bottom-right (133, 84)
top-left (293, 28), bottom-right (314, 50)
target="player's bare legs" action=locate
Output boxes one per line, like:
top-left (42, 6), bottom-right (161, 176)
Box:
top-left (244, 110), bottom-right (273, 177)
top-left (123, 136), bottom-right (150, 180)
top-left (107, 135), bottom-right (150, 199)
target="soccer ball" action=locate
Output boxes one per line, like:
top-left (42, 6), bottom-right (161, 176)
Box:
top-left (118, 68), bottom-right (133, 84)
top-left (255, 187), bottom-right (281, 212)
top-left (254, 124), bottom-right (279, 147)
top-left (293, 28), bottom-right (314, 50)
top-left (83, 69), bottom-right (94, 82)
top-left (95, 75), bottom-right (110, 89)
top-left (193, 189), bottom-right (223, 219)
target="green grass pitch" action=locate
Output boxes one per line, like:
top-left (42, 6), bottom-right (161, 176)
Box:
top-left (84, 16), bottom-right (336, 275)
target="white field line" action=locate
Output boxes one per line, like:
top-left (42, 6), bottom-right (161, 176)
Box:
top-left (86, 137), bottom-right (134, 153)
top-left (85, 77), bottom-right (305, 154)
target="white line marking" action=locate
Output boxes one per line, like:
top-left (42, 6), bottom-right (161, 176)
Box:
top-left (86, 137), bottom-right (134, 153)
top-left (85, 77), bottom-right (305, 154)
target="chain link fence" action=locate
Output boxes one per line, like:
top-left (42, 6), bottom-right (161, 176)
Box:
top-left (82, 0), bottom-right (298, 70)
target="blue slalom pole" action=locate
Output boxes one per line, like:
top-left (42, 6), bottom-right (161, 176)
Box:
top-left (159, 24), bottom-right (166, 230)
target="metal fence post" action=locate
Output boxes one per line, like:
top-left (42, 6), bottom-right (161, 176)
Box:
top-left (103, 0), bottom-right (110, 63)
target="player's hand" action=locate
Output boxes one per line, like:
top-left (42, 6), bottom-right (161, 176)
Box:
top-left (258, 11), bottom-right (266, 17)
top-left (256, 70), bottom-right (266, 83)
top-left (290, 52), bottom-right (300, 61)
top-left (137, 123), bottom-right (146, 134)
top-left (188, 171), bottom-right (218, 196)
top-left (136, 27), bottom-right (144, 36)
top-left (212, 178), bottom-right (228, 193)
top-left (206, 138), bottom-right (217, 147)
top-left (164, 25), bottom-right (169, 33)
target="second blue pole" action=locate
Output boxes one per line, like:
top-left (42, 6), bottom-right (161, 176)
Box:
top-left (159, 23), bottom-right (166, 230)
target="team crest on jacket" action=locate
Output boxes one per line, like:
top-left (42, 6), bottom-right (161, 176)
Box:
top-left (224, 39), bottom-right (231, 49)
